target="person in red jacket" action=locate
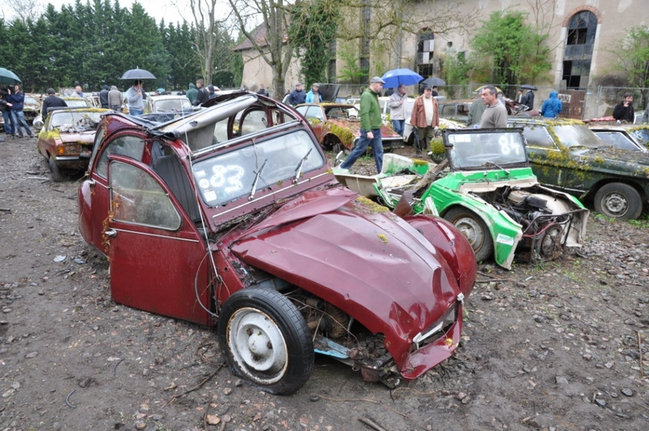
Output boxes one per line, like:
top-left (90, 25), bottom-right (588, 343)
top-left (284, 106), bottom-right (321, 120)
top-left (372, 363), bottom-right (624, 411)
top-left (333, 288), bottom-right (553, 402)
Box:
top-left (409, 86), bottom-right (439, 154)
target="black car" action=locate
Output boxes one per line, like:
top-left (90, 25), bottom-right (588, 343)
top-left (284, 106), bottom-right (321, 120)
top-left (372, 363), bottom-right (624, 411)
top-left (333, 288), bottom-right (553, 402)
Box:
top-left (509, 118), bottom-right (649, 220)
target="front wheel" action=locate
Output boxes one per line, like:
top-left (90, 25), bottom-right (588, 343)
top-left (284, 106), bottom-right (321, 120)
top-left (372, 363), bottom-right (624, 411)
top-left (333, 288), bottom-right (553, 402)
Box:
top-left (217, 288), bottom-right (314, 395)
top-left (48, 155), bottom-right (64, 182)
top-left (593, 183), bottom-right (642, 220)
top-left (444, 207), bottom-right (493, 262)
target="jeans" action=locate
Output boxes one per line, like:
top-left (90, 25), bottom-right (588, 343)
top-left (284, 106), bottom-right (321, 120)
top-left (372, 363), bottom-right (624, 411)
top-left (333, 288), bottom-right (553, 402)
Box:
top-left (340, 128), bottom-right (383, 173)
top-left (11, 110), bottom-right (32, 136)
top-left (129, 108), bottom-right (144, 116)
top-left (392, 119), bottom-right (404, 136)
top-left (2, 110), bottom-right (14, 135)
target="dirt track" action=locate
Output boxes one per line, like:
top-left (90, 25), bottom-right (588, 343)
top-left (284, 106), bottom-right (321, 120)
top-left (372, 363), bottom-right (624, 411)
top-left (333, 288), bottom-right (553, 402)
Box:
top-left (1, 136), bottom-right (648, 430)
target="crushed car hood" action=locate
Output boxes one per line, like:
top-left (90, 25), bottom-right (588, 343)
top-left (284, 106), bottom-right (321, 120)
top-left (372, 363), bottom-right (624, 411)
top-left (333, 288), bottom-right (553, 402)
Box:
top-left (230, 187), bottom-right (461, 369)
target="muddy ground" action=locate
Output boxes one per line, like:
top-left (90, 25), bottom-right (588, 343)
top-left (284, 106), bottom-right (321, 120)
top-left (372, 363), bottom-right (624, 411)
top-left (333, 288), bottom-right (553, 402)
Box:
top-left (0, 136), bottom-right (648, 431)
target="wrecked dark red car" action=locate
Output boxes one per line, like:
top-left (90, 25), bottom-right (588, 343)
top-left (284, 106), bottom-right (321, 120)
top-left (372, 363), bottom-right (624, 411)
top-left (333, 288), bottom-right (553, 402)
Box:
top-left (78, 91), bottom-right (476, 394)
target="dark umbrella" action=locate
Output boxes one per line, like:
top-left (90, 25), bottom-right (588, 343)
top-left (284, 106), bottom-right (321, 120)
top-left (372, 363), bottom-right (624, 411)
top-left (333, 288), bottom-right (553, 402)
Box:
top-left (421, 76), bottom-right (445, 87)
top-left (0, 67), bottom-right (22, 85)
top-left (120, 68), bottom-right (156, 80)
top-left (380, 68), bottom-right (423, 89)
top-left (519, 84), bottom-right (538, 91)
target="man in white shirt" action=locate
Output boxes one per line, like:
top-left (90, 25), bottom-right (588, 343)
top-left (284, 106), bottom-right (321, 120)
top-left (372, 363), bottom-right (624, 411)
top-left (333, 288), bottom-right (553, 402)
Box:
top-left (409, 86), bottom-right (439, 154)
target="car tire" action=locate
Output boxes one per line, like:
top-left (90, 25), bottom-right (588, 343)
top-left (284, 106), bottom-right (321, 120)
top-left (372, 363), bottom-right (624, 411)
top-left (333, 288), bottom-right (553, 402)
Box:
top-left (594, 182), bottom-right (642, 220)
top-left (48, 155), bottom-right (64, 182)
top-left (217, 287), bottom-right (314, 395)
top-left (534, 225), bottom-right (563, 260)
top-left (444, 207), bottom-right (493, 262)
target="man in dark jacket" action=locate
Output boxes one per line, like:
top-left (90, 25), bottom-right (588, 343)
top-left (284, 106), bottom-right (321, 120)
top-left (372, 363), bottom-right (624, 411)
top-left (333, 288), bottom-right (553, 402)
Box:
top-left (42, 88), bottom-right (67, 119)
top-left (287, 83), bottom-right (306, 106)
top-left (99, 85), bottom-right (110, 108)
top-left (7, 84), bottom-right (33, 138)
top-left (1, 88), bottom-right (14, 136)
top-left (193, 79), bottom-right (210, 106)
top-left (613, 92), bottom-right (635, 123)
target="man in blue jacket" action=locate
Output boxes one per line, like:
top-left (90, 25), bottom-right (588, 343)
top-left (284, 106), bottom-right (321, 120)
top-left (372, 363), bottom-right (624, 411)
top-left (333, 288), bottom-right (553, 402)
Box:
top-left (541, 91), bottom-right (562, 118)
top-left (7, 84), bottom-right (33, 138)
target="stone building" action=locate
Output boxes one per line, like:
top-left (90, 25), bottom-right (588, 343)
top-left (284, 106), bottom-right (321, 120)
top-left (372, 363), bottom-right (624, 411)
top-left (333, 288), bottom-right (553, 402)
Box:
top-left (235, 1), bottom-right (649, 118)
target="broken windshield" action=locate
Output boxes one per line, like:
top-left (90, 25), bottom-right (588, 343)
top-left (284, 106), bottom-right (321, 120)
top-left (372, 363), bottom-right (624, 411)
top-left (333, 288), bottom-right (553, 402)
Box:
top-left (446, 130), bottom-right (528, 170)
top-left (192, 129), bottom-right (325, 206)
top-left (50, 110), bottom-right (104, 132)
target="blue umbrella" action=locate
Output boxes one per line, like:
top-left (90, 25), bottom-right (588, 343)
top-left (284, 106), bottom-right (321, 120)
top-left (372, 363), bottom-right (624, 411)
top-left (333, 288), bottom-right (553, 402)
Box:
top-left (381, 68), bottom-right (423, 89)
top-left (0, 67), bottom-right (22, 85)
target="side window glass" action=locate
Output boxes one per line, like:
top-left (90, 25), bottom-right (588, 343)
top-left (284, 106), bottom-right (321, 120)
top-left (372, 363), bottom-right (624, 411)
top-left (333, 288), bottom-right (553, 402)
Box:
top-left (97, 135), bottom-right (145, 178)
top-left (308, 106), bottom-right (324, 121)
top-left (240, 110), bottom-right (268, 135)
top-left (522, 126), bottom-right (554, 148)
top-left (110, 161), bottom-right (181, 230)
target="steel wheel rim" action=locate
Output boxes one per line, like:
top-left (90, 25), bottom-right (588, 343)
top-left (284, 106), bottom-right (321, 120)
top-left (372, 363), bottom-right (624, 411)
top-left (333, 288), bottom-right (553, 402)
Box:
top-left (603, 192), bottom-right (628, 216)
top-left (227, 307), bottom-right (288, 384)
top-left (454, 216), bottom-right (485, 251)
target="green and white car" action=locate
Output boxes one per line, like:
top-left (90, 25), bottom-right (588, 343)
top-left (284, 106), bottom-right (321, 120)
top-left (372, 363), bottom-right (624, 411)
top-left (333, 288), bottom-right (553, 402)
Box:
top-left (334, 128), bottom-right (589, 269)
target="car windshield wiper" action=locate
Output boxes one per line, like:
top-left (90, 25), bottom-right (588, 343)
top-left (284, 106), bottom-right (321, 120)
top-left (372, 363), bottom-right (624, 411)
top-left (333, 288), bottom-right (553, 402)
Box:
top-left (485, 161), bottom-right (510, 174)
top-left (249, 158), bottom-right (268, 200)
top-left (293, 148), bottom-right (313, 183)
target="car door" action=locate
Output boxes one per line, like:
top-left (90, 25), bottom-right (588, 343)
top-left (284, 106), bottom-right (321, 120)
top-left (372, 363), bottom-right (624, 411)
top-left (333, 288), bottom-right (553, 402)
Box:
top-left (105, 156), bottom-right (212, 326)
top-left (79, 133), bottom-right (147, 252)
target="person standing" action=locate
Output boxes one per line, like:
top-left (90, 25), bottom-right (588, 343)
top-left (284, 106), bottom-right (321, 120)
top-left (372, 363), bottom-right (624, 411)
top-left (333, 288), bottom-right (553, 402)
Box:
top-left (99, 85), bottom-right (110, 108)
top-left (186, 82), bottom-right (198, 104)
top-left (74, 83), bottom-right (84, 98)
top-left (613, 92), bottom-right (634, 123)
top-left (7, 84), bottom-right (33, 138)
top-left (305, 83), bottom-right (321, 103)
top-left (1, 87), bottom-right (14, 137)
top-left (388, 84), bottom-right (408, 136)
top-left (479, 85), bottom-right (508, 128)
top-left (540, 91), bottom-right (563, 119)
top-left (257, 84), bottom-right (269, 97)
top-left (287, 83), bottom-right (306, 106)
top-left (108, 85), bottom-right (122, 111)
top-left (125, 80), bottom-right (145, 116)
top-left (642, 104), bottom-right (649, 124)
top-left (338, 76), bottom-right (385, 173)
top-left (520, 88), bottom-right (535, 110)
top-left (41, 88), bottom-right (67, 119)
top-left (193, 79), bottom-right (210, 106)
top-left (410, 86), bottom-right (440, 153)
top-left (467, 93), bottom-right (487, 127)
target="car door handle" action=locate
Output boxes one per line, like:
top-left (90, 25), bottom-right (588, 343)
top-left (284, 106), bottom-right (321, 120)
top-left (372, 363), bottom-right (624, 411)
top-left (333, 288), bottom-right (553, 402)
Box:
top-left (104, 229), bottom-right (117, 238)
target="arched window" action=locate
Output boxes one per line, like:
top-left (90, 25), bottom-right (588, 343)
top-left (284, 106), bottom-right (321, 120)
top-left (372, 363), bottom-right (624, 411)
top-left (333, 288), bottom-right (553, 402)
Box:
top-left (416, 28), bottom-right (435, 77)
top-left (562, 10), bottom-right (597, 89)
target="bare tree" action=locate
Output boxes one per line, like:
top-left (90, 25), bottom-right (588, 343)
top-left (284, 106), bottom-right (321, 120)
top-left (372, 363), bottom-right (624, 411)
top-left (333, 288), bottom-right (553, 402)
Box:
top-left (227, 0), bottom-right (292, 98)
top-left (2, 0), bottom-right (42, 23)
top-left (187, 0), bottom-right (233, 84)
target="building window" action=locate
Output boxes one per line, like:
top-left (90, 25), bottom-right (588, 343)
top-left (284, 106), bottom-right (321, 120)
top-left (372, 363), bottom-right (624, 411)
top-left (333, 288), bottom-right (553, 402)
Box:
top-left (416, 28), bottom-right (434, 77)
top-left (562, 10), bottom-right (597, 89)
